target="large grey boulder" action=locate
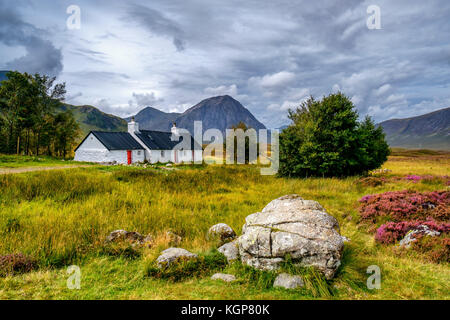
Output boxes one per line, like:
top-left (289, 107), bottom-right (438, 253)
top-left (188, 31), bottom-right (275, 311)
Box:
top-left (208, 223), bottom-right (236, 243)
top-left (218, 239), bottom-right (240, 262)
top-left (273, 273), bottom-right (304, 289)
top-left (238, 194), bottom-right (345, 279)
top-left (156, 248), bottom-right (198, 268)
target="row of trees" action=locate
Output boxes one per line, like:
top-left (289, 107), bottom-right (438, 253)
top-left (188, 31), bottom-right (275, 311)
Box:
top-left (0, 71), bottom-right (80, 158)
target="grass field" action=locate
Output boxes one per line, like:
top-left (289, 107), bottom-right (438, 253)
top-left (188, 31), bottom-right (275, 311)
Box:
top-left (0, 152), bottom-right (449, 300)
top-left (0, 155), bottom-right (91, 169)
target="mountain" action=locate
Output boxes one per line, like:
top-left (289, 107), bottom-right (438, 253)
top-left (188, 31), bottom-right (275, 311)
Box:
top-left (124, 106), bottom-right (180, 132)
top-left (61, 104), bottom-right (127, 137)
top-left (379, 107), bottom-right (450, 150)
top-left (174, 95), bottom-right (266, 135)
top-left (127, 95), bottom-right (266, 137)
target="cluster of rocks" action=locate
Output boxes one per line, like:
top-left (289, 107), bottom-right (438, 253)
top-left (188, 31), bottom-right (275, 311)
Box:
top-left (108, 194), bottom-right (348, 289)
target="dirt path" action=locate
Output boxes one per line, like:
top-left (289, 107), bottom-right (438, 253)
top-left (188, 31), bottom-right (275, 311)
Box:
top-left (0, 164), bottom-right (93, 175)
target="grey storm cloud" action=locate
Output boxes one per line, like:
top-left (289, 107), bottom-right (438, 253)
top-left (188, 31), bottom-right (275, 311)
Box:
top-left (1, 0), bottom-right (449, 127)
top-left (0, 2), bottom-right (63, 76)
top-left (126, 4), bottom-right (186, 51)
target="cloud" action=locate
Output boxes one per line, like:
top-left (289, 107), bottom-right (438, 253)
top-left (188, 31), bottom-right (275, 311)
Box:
top-left (130, 92), bottom-right (164, 107)
top-left (249, 71), bottom-right (296, 89)
top-left (126, 4), bottom-right (186, 51)
top-left (0, 3), bottom-right (63, 76)
top-left (2, 0), bottom-right (450, 127)
top-left (204, 84), bottom-right (238, 97)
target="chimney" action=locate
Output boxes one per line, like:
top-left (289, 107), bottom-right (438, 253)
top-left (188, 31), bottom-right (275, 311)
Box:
top-left (171, 122), bottom-right (179, 136)
top-left (128, 117), bottom-right (140, 134)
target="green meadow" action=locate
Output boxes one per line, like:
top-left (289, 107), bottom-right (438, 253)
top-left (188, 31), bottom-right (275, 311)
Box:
top-left (0, 153), bottom-right (449, 299)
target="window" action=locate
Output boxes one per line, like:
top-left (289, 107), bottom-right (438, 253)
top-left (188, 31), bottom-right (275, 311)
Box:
top-left (161, 150), bottom-right (165, 157)
top-left (184, 150), bottom-right (187, 156)
top-left (137, 151), bottom-right (141, 156)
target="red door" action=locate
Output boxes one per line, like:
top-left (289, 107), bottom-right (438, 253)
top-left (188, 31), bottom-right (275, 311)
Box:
top-left (127, 150), bottom-right (132, 164)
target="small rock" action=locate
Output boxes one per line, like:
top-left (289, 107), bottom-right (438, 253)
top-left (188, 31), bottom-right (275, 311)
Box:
top-left (166, 231), bottom-right (182, 245)
top-left (105, 230), bottom-right (145, 243)
top-left (218, 240), bottom-right (240, 263)
top-left (208, 223), bottom-right (236, 243)
top-left (273, 273), bottom-right (304, 289)
top-left (211, 273), bottom-right (236, 282)
top-left (341, 236), bottom-right (351, 243)
top-left (399, 225), bottom-right (440, 248)
top-left (156, 247), bottom-right (198, 268)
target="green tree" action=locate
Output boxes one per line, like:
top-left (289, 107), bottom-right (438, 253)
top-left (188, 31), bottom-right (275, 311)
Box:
top-left (0, 71), bottom-right (77, 157)
top-left (0, 71), bottom-right (35, 154)
top-left (279, 93), bottom-right (390, 177)
top-left (32, 74), bottom-right (66, 155)
top-left (54, 110), bottom-right (80, 159)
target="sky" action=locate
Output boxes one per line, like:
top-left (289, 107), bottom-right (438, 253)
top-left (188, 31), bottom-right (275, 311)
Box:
top-left (0, 0), bottom-right (449, 128)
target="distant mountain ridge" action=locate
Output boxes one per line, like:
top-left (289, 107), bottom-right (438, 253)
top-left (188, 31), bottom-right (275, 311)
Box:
top-left (379, 107), bottom-right (450, 150)
top-left (127, 95), bottom-right (266, 135)
top-left (124, 106), bottom-right (180, 132)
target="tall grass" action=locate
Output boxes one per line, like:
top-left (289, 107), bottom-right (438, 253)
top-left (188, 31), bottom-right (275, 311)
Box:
top-left (0, 155), bottom-right (449, 299)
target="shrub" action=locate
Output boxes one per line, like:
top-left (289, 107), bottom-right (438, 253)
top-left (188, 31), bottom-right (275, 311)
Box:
top-left (356, 176), bottom-right (386, 187)
top-left (0, 253), bottom-right (36, 277)
top-left (279, 93), bottom-right (390, 177)
top-left (412, 236), bottom-right (450, 263)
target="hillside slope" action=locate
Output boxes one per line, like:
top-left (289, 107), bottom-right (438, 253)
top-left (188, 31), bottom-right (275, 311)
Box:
top-left (61, 104), bottom-right (127, 138)
top-left (379, 107), bottom-right (450, 150)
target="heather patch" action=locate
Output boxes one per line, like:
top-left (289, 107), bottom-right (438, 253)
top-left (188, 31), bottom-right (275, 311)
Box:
top-left (359, 190), bottom-right (449, 222)
top-left (374, 220), bottom-right (450, 245)
top-left (403, 175), bottom-right (450, 184)
top-left (358, 190), bottom-right (450, 262)
top-left (0, 253), bottom-right (37, 277)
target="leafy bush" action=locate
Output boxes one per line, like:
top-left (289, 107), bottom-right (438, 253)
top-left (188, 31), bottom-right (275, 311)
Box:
top-left (0, 253), bottom-right (36, 277)
top-left (279, 93), bottom-right (390, 177)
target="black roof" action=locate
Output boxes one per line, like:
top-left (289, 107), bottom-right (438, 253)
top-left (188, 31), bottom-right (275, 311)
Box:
top-left (135, 130), bottom-right (202, 150)
top-left (75, 131), bottom-right (144, 151)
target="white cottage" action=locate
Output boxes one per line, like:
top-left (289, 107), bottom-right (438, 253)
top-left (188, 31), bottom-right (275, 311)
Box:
top-left (74, 119), bottom-right (202, 164)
